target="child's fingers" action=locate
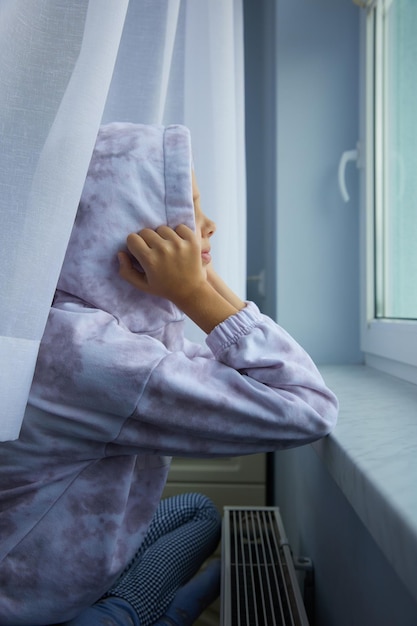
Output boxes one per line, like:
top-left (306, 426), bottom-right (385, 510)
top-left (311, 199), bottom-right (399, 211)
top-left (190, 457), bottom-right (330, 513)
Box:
top-left (126, 231), bottom-right (155, 253)
top-left (153, 224), bottom-right (196, 244)
top-left (154, 225), bottom-right (179, 240)
top-left (128, 226), bottom-right (195, 250)
top-left (174, 224), bottom-right (195, 241)
top-left (118, 252), bottom-right (149, 292)
top-left (119, 225), bottom-right (200, 299)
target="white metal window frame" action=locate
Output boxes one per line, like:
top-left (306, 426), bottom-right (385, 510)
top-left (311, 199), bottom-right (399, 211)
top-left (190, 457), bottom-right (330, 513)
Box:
top-left (361, 0), bottom-right (417, 385)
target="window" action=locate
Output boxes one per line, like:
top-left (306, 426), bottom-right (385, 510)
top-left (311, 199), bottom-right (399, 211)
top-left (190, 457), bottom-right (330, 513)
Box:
top-left (361, 0), bottom-right (417, 383)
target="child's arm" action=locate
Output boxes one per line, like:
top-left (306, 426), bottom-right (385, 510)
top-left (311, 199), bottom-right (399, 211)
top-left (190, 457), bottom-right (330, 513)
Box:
top-left (206, 265), bottom-right (246, 310)
top-left (118, 224), bottom-right (246, 334)
top-left (35, 226), bottom-right (338, 453)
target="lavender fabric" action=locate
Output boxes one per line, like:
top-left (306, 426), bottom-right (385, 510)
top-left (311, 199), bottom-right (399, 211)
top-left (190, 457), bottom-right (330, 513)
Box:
top-left (0, 123), bottom-right (338, 625)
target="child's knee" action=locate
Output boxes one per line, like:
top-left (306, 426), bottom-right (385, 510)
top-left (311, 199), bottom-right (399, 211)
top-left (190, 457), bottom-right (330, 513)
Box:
top-left (191, 493), bottom-right (221, 526)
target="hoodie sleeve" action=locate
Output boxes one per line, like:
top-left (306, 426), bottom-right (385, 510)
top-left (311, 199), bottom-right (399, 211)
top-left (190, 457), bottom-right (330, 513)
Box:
top-left (111, 302), bottom-right (338, 457)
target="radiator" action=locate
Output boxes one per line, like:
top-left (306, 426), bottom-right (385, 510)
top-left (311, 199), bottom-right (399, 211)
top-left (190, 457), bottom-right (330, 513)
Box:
top-left (221, 506), bottom-right (310, 626)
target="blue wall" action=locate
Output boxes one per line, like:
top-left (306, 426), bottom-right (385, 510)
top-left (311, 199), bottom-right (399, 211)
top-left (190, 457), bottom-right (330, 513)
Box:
top-left (275, 0), bottom-right (362, 365)
top-left (246, 0), bottom-right (362, 365)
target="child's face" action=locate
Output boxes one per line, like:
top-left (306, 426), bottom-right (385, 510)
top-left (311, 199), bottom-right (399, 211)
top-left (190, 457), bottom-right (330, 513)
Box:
top-left (192, 171), bottom-right (216, 266)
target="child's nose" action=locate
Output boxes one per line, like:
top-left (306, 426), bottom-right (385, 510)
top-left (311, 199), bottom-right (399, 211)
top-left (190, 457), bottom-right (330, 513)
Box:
top-left (203, 217), bottom-right (216, 238)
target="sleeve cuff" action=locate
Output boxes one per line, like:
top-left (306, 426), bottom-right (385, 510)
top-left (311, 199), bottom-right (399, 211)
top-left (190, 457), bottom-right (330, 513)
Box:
top-left (205, 301), bottom-right (263, 358)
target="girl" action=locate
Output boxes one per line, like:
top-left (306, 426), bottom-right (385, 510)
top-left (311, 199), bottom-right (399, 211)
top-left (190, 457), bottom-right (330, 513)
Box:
top-left (0, 123), bottom-right (338, 625)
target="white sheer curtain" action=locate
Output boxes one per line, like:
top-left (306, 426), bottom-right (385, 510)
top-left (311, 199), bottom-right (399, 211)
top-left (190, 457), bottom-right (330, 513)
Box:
top-left (0, 0), bottom-right (246, 440)
top-left (0, 0), bottom-right (129, 441)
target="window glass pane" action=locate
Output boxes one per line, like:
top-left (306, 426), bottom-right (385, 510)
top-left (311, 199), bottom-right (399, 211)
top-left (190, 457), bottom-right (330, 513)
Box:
top-left (376, 0), bottom-right (417, 319)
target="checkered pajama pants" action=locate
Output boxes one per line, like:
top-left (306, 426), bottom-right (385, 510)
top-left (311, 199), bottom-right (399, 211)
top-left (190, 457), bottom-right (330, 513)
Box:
top-left (66, 492), bottom-right (221, 626)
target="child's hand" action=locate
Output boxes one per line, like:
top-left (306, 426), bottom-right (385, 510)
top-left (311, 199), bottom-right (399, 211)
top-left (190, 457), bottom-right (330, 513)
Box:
top-left (119, 224), bottom-right (245, 333)
top-left (118, 225), bottom-right (207, 306)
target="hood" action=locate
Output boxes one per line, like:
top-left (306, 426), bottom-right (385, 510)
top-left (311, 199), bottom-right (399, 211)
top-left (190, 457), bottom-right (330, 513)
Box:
top-left (55, 122), bottom-right (195, 333)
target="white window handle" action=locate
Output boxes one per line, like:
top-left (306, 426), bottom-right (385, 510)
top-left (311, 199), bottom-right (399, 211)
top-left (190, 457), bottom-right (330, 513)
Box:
top-left (338, 146), bottom-right (360, 203)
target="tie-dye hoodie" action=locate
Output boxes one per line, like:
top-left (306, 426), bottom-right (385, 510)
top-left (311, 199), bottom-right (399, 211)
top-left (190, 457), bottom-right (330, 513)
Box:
top-left (0, 122), bottom-right (338, 625)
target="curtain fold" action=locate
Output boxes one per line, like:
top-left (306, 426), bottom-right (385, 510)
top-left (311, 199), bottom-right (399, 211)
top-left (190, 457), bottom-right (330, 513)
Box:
top-left (0, 0), bottom-right (129, 441)
top-left (1, 0), bottom-right (245, 439)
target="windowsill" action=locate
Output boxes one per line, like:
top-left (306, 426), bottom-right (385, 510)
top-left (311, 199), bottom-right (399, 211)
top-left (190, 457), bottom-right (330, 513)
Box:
top-left (313, 364), bottom-right (417, 605)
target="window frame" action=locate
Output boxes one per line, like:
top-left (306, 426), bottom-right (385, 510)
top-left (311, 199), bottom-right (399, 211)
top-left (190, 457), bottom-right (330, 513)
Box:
top-left (361, 0), bottom-right (417, 385)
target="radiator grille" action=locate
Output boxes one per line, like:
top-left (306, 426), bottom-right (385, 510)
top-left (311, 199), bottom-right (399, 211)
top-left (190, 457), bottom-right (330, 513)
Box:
top-left (221, 507), bottom-right (309, 626)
